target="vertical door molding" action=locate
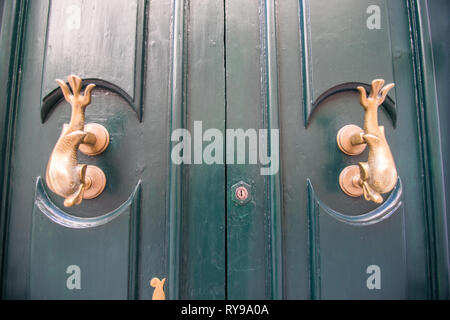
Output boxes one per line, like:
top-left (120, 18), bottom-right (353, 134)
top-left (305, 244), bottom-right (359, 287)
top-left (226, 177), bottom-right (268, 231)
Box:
top-left (407, 0), bottom-right (449, 299)
top-left (0, 0), bottom-right (29, 298)
top-left (226, 0), bottom-right (284, 299)
top-left (167, 0), bottom-right (226, 300)
top-left (166, 0), bottom-right (186, 300)
top-left (298, 0), bottom-right (312, 127)
top-left (262, 0), bottom-right (284, 300)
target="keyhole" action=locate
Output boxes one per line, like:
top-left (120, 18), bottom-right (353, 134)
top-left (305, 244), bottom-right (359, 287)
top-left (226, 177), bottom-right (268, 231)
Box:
top-left (235, 186), bottom-right (249, 201)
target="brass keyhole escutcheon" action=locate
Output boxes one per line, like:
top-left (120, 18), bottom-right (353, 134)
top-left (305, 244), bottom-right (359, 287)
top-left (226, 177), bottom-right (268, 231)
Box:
top-left (231, 181), bottom-right (252, 205)
top-left (235, 186), bottom-right (249, 201)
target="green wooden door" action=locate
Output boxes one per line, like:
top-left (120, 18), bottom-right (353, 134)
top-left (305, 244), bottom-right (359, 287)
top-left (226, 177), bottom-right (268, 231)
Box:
top-left (0, 0), bottom-right (226, 299)
top-left (0, 0), bottom-right (448, 300)
top-left (224, 0), bottom-right (449, 299)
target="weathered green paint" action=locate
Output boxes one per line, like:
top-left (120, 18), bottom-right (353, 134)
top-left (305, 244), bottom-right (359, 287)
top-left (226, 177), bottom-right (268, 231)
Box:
top-left (166, 0), bottom-right (184, 300)
top-left (0, 2), bottom-right (4, 32)
top-left (30, 178), bottom-right (142, 299)
top-left (225, 0), bottom-right (274, 299)
top-left (1, 0), bottom-right (227, 300)
top-left (264, 0), bottom-right (284, 300)
top-left (427, 0), bottom-right (450, 299)
top-left (224, 0), bottom-right (448, 299)
top-left (280, 0), bottom-right (444, 299)
top-left (225, 0), bottom-right (283, 299)
top-left (407, 0), bottom-right (449, 299)
top-left (0, 0), bottom-right (29, 298)
top-left (178, 0), bottom-right (226, 299)
top-left (0, 0), bottom-right (448, 300)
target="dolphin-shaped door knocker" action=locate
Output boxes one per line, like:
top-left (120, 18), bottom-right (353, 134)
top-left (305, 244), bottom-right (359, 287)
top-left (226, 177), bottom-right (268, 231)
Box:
top-left (45, 75), bottom-right (110, 207)
top-left (336, 79), bottom-right (397, 204)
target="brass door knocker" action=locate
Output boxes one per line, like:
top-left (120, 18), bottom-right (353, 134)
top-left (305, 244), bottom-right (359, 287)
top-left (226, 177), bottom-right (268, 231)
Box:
top-left (45, 75), bottom-right (109, 207)
top-left (337, 79), bottom-right (397, 203)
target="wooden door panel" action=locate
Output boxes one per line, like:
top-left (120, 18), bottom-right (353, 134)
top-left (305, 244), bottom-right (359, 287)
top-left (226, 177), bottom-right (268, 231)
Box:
top-left (308, 181), bottom-right (407, 299)
top-left (225, 0), bottom-right (267, 299)
top-left (29, 179), bottom-right (140, 299)
top-left (225, 0), bottom-right (284, 299)
top-left (41, 0), bottom-right (147, 118)
top-left (279, 0), bottom-right (431, 299)
top-left (179, 0), bottom-right (226, 299)
top-left (303, 0), bottom-right (396, 123)
top-left (2, 0), bottom-right (154, 299)
top-left (2, 0), bottom-right (227, 300)
top-left (224, 0), bottom-right (438, 299)
top-left (2, 0), bottom-right (160, 299)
